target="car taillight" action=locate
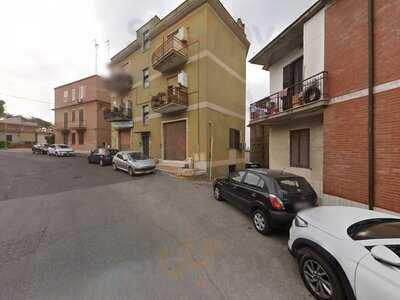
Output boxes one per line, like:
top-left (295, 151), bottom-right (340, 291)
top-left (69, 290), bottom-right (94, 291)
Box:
top-left (269, 194), bottom-right (284, 210)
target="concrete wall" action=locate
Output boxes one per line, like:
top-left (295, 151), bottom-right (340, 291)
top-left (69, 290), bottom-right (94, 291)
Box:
top-left (303, 8), bottom-right (325, 78)
top-left (269, 115), bottom-right (324, 197)
top-left (269, 48), bottom-right (303, 94)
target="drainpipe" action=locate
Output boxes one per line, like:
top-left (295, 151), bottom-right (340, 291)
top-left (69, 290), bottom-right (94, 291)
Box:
top-left (368, 0), bottom-right (375, 210)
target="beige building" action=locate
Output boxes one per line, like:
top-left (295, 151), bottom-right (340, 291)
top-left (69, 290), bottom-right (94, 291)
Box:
top-left (54, 75), bottom-right (111, 152)
top-left (107, 0), bottom-right (250, 177)
top-left (0, 117), bottom-right (41, 147)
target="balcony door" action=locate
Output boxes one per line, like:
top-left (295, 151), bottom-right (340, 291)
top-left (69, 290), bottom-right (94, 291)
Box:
top-left (283, 57), bottom-right (303, 110)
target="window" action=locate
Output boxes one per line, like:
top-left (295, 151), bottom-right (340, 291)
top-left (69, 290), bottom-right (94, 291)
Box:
top-left (230, 171), bottom-right (245, 183)
top-left (348, 219), bottom-right (400, 240)
top-left (71, 110), bottom-right (76, 122)
top-left (243, 172), bottom-right (263, 189)
top-left (143, 30), bottom-right (151, 50)
top-left (276, 177), bottom-right (313, 194)
top-left (142, 105), bottom-right (149, 125)
top-left (143, 68), bottom-right (150, 88)
top-left (290, 129), bottom-right (310, 168)
top-left (229, 128), bottom-right (240, 150)
top-left (63, 90), bottom-right (69, 102)
top-left (63, 112), bottom-right (68, 128)
top-left (79, 86), bottom-right (85, 100)
top-left (6, 135), bottom-right (12, 142)
top-left (71, 89), bottom-right (76, 101)
top-left (71, 133), bottom-right (76, 145)
top-left (78, 132), bottom-right (84, 145)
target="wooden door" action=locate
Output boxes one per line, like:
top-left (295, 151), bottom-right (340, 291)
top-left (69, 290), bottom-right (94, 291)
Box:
top-left (119, 130), bottom-right (131, 151)
top-left (164, 120), bottom-right (186, 161)
top-left (142, 133), bottom-right (150, 158)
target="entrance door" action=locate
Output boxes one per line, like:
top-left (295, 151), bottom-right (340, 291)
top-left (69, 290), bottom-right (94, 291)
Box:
top-left (163, 120), bottom-right (186, 161)
top-left (142, 133), bottom-right (150, 158)
top-left (119, 129), bottom-right (131, 151)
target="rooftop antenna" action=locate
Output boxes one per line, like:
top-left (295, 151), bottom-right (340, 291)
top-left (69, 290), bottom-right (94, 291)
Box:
top-left (105, 40), bottom-right (111, 61)
top-left (93, 39), bottom-right (99, 74)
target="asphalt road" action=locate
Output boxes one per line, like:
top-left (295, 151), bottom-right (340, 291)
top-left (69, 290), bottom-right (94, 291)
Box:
top-left (0, 150), bottom-right (313, 300)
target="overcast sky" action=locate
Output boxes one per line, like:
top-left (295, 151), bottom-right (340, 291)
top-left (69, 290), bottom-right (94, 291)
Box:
top-left (0, 0), bottom-right (316, 123)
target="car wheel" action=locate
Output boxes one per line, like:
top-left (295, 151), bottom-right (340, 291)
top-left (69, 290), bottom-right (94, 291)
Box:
top-left (213, 186), bottom-right (223, 201)
top-left (99, 160), bottom-right (104, 167)
top-left (88, 158), bottom-right (92, 164)
top-left (112, 163), bottom-right (117, 171)
top-left (298, 248), bottom-right (345, 300)
top-left (252, 209), bottom-right (272, 235)
top-left (128, 167), bottom-right (134, 176)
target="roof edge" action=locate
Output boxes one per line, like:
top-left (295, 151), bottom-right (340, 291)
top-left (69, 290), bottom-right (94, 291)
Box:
top-left (249, 0), bottom-right (327, 65)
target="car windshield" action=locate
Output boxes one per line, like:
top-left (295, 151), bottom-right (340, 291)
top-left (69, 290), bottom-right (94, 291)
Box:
top-left (109, 149), bottom-right (119, 155)
top-left (58, 145), bottom-right (69, 149)
top-left (348, 219), bottom-right (400, 240)
top-left (276, 177), bottom-right (313, 194)
top-left (128, 152), bottom-right (145, 160)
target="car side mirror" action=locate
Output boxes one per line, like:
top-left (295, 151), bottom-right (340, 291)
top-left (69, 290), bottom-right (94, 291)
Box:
top-left (371, 246), bottom-right (400, 267)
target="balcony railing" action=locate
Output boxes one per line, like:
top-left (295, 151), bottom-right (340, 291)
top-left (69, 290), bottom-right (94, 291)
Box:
top-left (250, 71), bottom-right (328, 123)
top-left (69, 120), bottom-right (87, 130)
top-left (151, 86), bottom-right (188, 114)
top-left (152, 37), bottom-right (188, 73)
top-left (104, 106), bottom-right (132, 122)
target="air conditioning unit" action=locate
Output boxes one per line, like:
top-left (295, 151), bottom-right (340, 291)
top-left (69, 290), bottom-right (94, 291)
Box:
top-left (175, 27), bottom-right (187, 42)
top-left (178, 71), bottom-right (188, 87)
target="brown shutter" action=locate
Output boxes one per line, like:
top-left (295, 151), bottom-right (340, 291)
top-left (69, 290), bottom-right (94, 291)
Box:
top-left (290, 131), bottom-right (300, 167)
top-left (299, 129), bottom-right (310, 168)
top-left (283, 64), bottom-right (293, 88)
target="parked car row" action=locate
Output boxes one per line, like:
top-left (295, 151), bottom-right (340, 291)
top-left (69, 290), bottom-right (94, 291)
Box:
top-left (32, 143), bottom-right (74, 157)
top-left (88, 148), bottom-right (156, 176)
top-left (213, 168), bottom-right (400, 300)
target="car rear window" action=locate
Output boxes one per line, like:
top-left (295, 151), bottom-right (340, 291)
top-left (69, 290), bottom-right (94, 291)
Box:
top-left (348, 219), bottom-right (400, 240)
top-left (275, 177), bottom-right (313, 194)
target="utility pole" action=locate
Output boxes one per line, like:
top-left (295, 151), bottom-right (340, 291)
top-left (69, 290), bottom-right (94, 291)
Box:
top-left (105, 40), bottom-right (111, 62)
top-left (93, 39), bottom-right (99, 74)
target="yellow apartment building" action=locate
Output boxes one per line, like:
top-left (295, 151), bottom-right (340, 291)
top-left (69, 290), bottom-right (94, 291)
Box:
top-left (106, 0), bottom-right (250, 178)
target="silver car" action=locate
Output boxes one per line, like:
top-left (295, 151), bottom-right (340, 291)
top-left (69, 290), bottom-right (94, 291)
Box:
top-left (112, 151), bottom-right (156, 176)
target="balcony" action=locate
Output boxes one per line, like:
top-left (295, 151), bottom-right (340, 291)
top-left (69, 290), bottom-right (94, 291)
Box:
top-left (152, 37), bottom-right (188, 74)
top-left (151, 86), bottom-right (188, 114)
top-left (250, 71), bottom-right (328, 125)
top-left (69, 120), bottom-right (87, 131)
top-left (104, 106), bottom-right (132, 122)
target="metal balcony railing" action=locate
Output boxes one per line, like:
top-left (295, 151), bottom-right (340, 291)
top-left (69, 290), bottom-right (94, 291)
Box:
top-left (250, 71), bottom-right (328, 122)
top-left (103, 106), bottom-right (132, 122)
top-left (152, 37), bottom-right (188, 73)
top-left (151, 86), bottom-right (188, 114)
top-left (69, 120), bottom-right (87, 130)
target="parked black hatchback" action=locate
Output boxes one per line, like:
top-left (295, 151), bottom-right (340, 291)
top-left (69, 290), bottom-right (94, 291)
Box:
top-left (88, 148), bottom-right (119, 166)
top-left (213, 169), bottom-right (318, 235)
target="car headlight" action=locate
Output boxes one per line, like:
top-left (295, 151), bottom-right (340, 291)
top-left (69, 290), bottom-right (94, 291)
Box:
top-left (294, 216), bottom-right (308, 228)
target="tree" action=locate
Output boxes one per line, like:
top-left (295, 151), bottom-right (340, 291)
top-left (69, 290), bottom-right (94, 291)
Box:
top-left (0, 100), bottom-right (5, 118)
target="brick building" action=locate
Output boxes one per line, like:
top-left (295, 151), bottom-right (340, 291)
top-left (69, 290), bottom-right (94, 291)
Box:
top-left (249, 0), bottom-right (400, 214)
top-left (54, 75), bottom-right (111, 152)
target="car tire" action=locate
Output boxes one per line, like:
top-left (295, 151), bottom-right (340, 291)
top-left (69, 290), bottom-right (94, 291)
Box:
top-left (99, 160), bottom-right (104, 167)
top-left (112, 163), bottom-right (117, 171)
top-left (252, 209), bottom-right (272, 235)
top-left (213, 186), bottom-right (224, 201)
top-left (128, 167), bottom-right (134, 177)
top-left (297, 248), bottom-right (346, 300)
top-left (88, 158), bottom-right (92, 164)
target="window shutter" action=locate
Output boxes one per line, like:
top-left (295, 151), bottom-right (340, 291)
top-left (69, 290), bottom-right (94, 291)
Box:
top-left (290, 131), bottom-right (299, 167)
top-left (299, 129), bottom-right (310, 168)
top-left (283, 64), bottom-right (294, 88)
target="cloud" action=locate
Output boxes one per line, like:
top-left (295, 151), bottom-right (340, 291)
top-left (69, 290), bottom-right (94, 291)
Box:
top-left (0, 0), bottom-right (317, 126)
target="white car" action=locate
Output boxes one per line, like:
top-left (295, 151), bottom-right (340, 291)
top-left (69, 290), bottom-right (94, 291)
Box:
top-left (289, 206), bottom-right (400, 300)
top-left (48, 144), bottom-right (74, 157)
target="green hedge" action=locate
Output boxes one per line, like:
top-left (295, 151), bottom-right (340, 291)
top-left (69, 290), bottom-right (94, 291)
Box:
top-left (0, 141), bottom-right (6, 149)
